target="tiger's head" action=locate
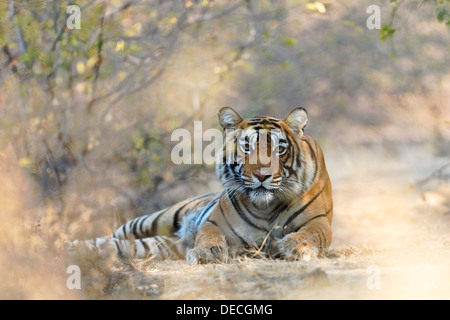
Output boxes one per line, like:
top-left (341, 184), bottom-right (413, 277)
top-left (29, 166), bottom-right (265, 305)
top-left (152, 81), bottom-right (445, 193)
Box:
top-left (216, 107), bottom-right (311, 208)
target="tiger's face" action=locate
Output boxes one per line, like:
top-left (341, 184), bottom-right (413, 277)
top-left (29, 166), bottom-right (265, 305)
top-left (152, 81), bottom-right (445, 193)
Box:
top-left (216, 107), bottom-right (309, 208)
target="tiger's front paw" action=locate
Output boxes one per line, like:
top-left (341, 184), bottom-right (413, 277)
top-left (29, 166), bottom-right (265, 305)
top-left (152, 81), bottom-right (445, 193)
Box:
top-left (186, 244), bottom-right (228, 264)
top-left (277, 235), bottom-right (319, 262)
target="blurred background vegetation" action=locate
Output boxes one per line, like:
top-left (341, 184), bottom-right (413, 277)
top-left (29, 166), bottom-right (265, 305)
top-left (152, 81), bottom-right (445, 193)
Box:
top-left (0, 0), bottom-right (448, 298)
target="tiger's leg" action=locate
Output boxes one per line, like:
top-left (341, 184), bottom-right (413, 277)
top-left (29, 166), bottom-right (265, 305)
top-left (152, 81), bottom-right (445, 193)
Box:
top-left (275, 216), bottom-right (332, 261)
top-left (185, 220), bottom-right (229, 264)
top-left (69, 235), bottom-right (186, 260)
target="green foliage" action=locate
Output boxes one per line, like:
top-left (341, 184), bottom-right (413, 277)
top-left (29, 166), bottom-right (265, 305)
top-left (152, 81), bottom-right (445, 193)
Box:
top-left (436, 6), bottom-right (450, 24)
top-left (283, 37), bottom-right (298, 47)
top-left (0, 0), bottom-right (449, 216)
top-left (382, 0), bottom-right (449, 41)
top-left (379, 24), bottom-right (396, 41)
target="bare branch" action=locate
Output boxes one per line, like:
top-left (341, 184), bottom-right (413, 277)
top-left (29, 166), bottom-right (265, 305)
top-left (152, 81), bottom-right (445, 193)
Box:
top-left (187, 1), bottom-right (243, 24)
top-left (88, 14), bottom-right (105, 113)
top-left (8, 0), bottom-right (27, 55)
top-left (2, 45), bottom-right (19, 77)
top-left (104, 0), bottom-right (141, 19)
top-left (417, 162), bottom-right (450, 186)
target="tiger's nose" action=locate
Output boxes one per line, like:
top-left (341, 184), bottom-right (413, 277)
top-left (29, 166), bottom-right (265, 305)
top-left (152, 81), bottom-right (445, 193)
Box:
top-left (253, 171), bottom-right (272, 182)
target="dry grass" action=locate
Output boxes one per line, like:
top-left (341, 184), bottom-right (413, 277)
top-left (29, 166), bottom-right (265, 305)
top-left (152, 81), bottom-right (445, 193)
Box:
top-left (2, 143), bottom-right (444, 300)
top-left (137, 145), bottom-right (449, 300)
top-left (0, 0), bottom-right (449, 301)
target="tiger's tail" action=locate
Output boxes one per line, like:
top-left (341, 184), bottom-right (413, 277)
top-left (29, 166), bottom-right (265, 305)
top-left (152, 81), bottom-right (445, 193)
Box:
top-left (67, 235), bottom-right (186, 261)
top-left (65, 193), bottom-right (219, 260)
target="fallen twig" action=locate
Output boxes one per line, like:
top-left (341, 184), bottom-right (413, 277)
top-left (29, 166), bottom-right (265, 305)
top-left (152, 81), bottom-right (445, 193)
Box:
top-left (416, 161), bottom-right (450, 186)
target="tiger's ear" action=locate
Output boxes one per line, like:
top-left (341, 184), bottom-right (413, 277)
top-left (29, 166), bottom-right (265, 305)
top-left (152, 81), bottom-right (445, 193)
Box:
top-left (218, 107), bottom-right (242, 130)
top-left (285, 108), bottom-right (308, 134)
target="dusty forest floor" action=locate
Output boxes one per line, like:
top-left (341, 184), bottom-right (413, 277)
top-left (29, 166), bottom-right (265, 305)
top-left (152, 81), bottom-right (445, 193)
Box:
top-left (72, 145), bottom-right (450, 300)
top-left (2, 143), bottom-right (448, 299)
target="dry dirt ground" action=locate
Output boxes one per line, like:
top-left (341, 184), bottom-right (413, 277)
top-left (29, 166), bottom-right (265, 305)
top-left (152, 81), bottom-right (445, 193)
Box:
top-left (74, 145), bottom-right (450, 300)
top-left (2, 143), bottom-right (448, 299)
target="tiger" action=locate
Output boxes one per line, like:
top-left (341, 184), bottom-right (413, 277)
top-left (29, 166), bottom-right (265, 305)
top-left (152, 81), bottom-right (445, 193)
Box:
top-left (67, 107), bottom-right (333, 263)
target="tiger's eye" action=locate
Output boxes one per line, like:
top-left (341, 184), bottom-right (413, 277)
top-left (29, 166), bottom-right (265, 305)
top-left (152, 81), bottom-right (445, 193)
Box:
top-left (278, 146), bottom-right (287, 155)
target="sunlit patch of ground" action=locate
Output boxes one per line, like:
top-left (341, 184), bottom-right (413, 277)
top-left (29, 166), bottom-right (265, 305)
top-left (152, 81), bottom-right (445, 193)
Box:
top-left (72, 146), bottom-right (450, 300)
top-left (1, 145), bottom-right (449, 299)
